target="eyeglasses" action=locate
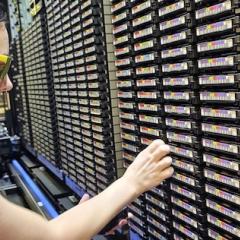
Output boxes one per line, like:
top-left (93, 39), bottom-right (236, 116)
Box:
top-left (0, 54), bottom-right (11, 80)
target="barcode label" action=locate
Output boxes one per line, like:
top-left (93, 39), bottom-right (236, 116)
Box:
top-left (197, 38), bottom-right (233, 52)
top-left (133, 26), bottom-right (153, 39)
top-left (160, 15), bottom-right (186, 31)
top-left (114, 46), bottom-right (130, 56)
top-left (202, 138), bottom-right (239, 154)
top-left (199, 74), bottom-right (235, 85)
top-left (201, 107), bottom-right (237, 119)
top-left (138, 91), bottom-right (157, 99)
top-left (167, 131), bottom-right (193, 144)
top-left (138, 103), bottom-right (158, 111)
top-left (172, 209), bottom-right (198, 228)
top-left (204, 169), bottom-right (239, 188)
top-left (132, 0), bottom-right (151, 14)
top-left (173, 221), bottom-right (199, 240)
top-left (196, 19), bottom-right (233, 36)
top-left (196, 1), bottom-right (232, 20)
top-left (173, 172), bottom-right (196, 186)
top-left (166, 118), bottom-right (191, 129)
top-left (132, 13), bottom-right (152, 27)
top-left (165, 105), bottom-right (191, 115)
top-left (203, 153), bottom-right (239, 171)
top-left (134, 39), bottom-right (154, 51)
top-left (172, 159), bottom-right (195, 173)
top-left (159, 0), bottom-right (184, 17)
top-left (207, 214), bottom-right (240, 237)
top-left (170, 145), bottom-right (193, 158)
top-left (205, 184), bottom-right (240, 205)
top-left (136, 79), bottom-right (157, 87)
top-left (161, 31), bottom-right (186, 45)
top-left (171, 196), bottom-right (197, 214)
top-left (200, 92), bottom-right (236, 101)
top-left (164, 91), bottom-right (190, 100)
top-left (162, 62), bottom-right (188, 72)
top-left (135, 53), bottom-right (155, 63)
top-left (161, 46), bottom-right (187, 58)
top-left (139, 114), bottom-right (160, 124)
top-left (202, 123), bottom-right (238, 137)
top-left (163, 77), bottom-right (189, 86)
top-left (112, 12), bottom-right (127, 24)
top-left (198, 56), bottom-right (234, 68)
top-left (206, 199), bottom-right (240, 221)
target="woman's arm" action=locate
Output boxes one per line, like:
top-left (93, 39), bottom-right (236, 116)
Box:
top-left (0, 140), bottom-right (173, 240)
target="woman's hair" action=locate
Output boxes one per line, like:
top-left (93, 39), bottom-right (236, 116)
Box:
top-left (0, 3), bottom-right (7, 22)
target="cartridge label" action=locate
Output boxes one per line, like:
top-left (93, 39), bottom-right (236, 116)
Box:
top-left (163, 77), bottom-right (189, 86)
top-left (198, 56), bottom-right (234, 68)
top-left (203, 153), bottom-right (239, 171)
top-left (114, 46), bottom-right (130, 56)
top-left (135, 53), bottom-right (155, 63)
top-left (140, 126), bottom-right (160, 136)
top-left (207, 214), bottom-right (240, 237)
top-left (119, 112), bottom-right (135, 120)
top-left (170, 145), bottom-right (193, 158)
top-left (197, 38), bottom-right (233, 52)
top-left (136, 79), bottom-right (157, 87)
top-left (171, 183), bottom-right (196, 200)
top-left (118, 101), bottom-right (134, 109)
top-left (138, 103), bottom-right (158, 111)
top-left (164, 91), bottom-right (190, 100)
top-left (200, 92), bottom-right (236, 101)
top-left (132, 0), bottom-right (151, 15)
top-left (201, 107), bottom-right (237, 119)
top-left (167, 131), bottom-right (193, 144)
top-left (205, 184), bottom-right (240, 205)
top-left (172, 209), bottom-right (198, 228)
top-left (202, 123), bottom-right (237, 136)
top-left (199, 74), bottom-right (235, 85)
top-left (173, 172), bottom-right (195, 186)
top-left (202, 138), bottom-right (239, 154)
top-left (196, 19), bottom-right (233, 36)
top-left (159, 1), bottom-right (184, 17)
top-left (132, 13), bottom-right (152, 27)
top-left (204, 169), bottom-right (239, 188)
top-left (134, 26), bottom-right (153, 39)
top-left (165, 105), bottom-right (191, 115)
top-left (206, 199), bottom-right (240, 221)
top-left (173, 159), bottom-right (195, 173)
top-left (196, 1), bottom-right (232, 20)
top-left (113, 23), bottom-right (128, 34)
top-left (166, 118), bottom-right (191, 129)
top-left (112, 12), bottom-right (127, 24)
top-left (139, 114), bottom-right (160, 124)
top-left (134, 40), bottom-right (154, 51)
top-left (137, 91), bottom-right (157, 99)
top-left (171, 196), bottom-right (197, 214)
top-left (111, 0), bottom-right (126, 13)
top-left (173, 221), bottom-right (199, 240)
top-left (162, 62), bottom-right (188, 72)
top-left (161, 31), bottom-right (186, 45)
top-left (161, 46), bottom-right (187, 59)
top-left (136, 66), bottom-right (156, 75)
top-left (160, 15), bottom-right (185, 31)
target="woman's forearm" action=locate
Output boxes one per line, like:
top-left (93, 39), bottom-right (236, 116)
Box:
top-left (50, 177), bottom-right (138, 240)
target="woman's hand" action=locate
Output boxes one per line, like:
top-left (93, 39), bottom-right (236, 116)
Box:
top-left (122, 139), bottom-right (174, 196)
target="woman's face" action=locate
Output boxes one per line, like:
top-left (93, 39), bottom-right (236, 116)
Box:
top-left (0, 22), bottom-right (13, 92)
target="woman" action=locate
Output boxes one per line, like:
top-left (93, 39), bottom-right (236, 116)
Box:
top-left (0, 3), bottom-right (173, 240)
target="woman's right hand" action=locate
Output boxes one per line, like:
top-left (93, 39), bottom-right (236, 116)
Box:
top-left (121, 139), bottom-right (174, 196)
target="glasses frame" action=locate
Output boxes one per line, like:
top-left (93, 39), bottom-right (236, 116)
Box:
top-left (0, 54), bottom-right (12, 80)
